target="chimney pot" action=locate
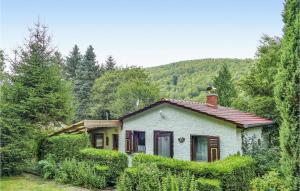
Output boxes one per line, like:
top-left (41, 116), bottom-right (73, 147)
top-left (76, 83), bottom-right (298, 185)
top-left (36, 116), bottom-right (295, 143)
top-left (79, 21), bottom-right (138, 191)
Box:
top-left (206, 94), bottom-right (218, 108)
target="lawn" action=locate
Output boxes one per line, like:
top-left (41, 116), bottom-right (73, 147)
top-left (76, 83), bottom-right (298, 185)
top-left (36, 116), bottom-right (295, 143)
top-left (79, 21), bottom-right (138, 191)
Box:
top-left (0, 173), bottom-right (107, 191)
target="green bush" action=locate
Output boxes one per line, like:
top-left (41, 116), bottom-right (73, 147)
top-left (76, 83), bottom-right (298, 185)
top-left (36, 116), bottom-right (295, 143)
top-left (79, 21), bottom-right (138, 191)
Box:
top-left (37, 155), bottom-right (57, 179)
top-left (251, 171), bottom-right (288, 191)
top-left (133, 153), bottom-right (255, 190)
top-left (41, 134), bottom-right (90, 161)
top-left (118, 165), bottom-right (221, 191)
top-left (196, 178), bottom-right (221, 191)
top-left (55, 158), bottom-right (107, 189)
top-left (117, 164), bottom-right (162, 191)
top-left (78, 148), bottom-right (128, 184)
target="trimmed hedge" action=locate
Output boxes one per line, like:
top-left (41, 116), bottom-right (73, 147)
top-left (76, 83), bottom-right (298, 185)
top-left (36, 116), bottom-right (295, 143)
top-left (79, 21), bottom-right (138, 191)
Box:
top-left (41, 134), bottom-right (90, 161)
top-left (78, 148), bottom-right (128, 184)
top-left (132, 154), bottom-right (255, 190)
top-left (117, 165), bottom-right (221, 191)
top-left (196, 178), bottom-right (221, 191)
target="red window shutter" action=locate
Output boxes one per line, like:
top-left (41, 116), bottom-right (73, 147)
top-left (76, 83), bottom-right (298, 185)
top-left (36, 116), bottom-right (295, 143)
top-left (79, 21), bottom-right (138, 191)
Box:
top-left (208, 136), bottom-right (220, 162)
top-left (125, 131), bottom-right (132, 153)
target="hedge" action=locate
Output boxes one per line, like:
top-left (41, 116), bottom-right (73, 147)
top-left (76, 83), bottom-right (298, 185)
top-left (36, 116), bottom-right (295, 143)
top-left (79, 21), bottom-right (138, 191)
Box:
top-left (41, 134), bottom-right (90, 161)
top-left (132, 154), bottom-right (255, 190)
top-left (78, 148), bottom-right (128, 184)
top-left (117, 164), bottom-right (221, 191)
top-left (196, 178), bottom-right (221, 191)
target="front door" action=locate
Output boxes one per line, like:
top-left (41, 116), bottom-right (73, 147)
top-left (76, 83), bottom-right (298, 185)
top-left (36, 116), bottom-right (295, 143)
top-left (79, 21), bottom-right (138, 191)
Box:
top-left (112, 134), bottom-right (119, 150)
top-left (93, 133), bottom-right (104, 149)
top-left (154, 131), bottom-right (173, 158)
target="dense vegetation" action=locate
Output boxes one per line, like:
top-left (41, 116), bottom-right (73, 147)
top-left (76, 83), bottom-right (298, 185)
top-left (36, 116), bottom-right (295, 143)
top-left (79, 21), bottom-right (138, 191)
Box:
top-left (146, 58), bottom-right (253, 102)
top-left (274, 0), bottom-right (299, 190)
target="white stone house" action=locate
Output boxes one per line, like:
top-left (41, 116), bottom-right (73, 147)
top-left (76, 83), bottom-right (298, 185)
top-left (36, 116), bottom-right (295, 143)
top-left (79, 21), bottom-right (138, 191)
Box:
top-left (119, 95), bottom-right (274, 162)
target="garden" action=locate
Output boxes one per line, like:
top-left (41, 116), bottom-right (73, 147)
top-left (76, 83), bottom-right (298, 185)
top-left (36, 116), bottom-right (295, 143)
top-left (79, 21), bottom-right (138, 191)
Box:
top-left (0, 132), bottom-right (284, 191)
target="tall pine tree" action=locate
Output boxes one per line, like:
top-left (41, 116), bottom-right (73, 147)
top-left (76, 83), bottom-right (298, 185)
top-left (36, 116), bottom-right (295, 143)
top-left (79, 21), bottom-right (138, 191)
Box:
top-left (65, 45), bottom-right (81, 80)
top-left (213, 64), bottom-right (237, 107)
top-left (74, 45), bottom-right (99, 120)
top-left (105, 55), bottom-right (116, 71)
top-left (0, 22), bottom-right (74, 175)
top-left (274, 0), bottom-right (300, 190)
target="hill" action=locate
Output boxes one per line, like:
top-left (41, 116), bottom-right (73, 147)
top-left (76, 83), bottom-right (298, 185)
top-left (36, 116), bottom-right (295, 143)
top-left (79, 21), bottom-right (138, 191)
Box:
top-left (146, 58), bottom-right (254, 102)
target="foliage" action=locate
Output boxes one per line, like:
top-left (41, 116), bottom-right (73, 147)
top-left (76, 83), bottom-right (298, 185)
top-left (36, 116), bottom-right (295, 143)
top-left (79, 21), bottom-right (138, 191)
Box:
top-left (161, 172), bottom-right (198, 191)
top-left (89, 67), bottom-right (159, 119)
top-left (74, 45), bottom-right (100, 120)
top-left (195, 178), bottom-right (221, 191)
top-left (132, 153), bottom-right (255, 190)
top-left (117, 164), bottom-right (162, 191)
top-left (4, 22), bottom-right (75, 126)
top-left (64, 45), bottom-right (82, 81)
top-left (242, 135), bottom-right (280, 176)
top-left (105, 55), bottom-right (117, 71)
top-left (0, 49), bottom-right (7, 84)
top-left (37, 155), bottom-right (57, 179)
top-left (274, 0), bottom-right (300, 190)
top-left (78, 148), bottom-right (128, 184)
top-left (213, 64), bottom-right (237, 106)
top-left (55, 158), bottom-right (107, 189)
top-left (251, 170), bottom-right (288, 191)
top-left (147, 58), bottom-right (254, 101)
top-left (233, 35), bottom-right (281, 122)
top-left (41, 134), bottom-right (90, 161)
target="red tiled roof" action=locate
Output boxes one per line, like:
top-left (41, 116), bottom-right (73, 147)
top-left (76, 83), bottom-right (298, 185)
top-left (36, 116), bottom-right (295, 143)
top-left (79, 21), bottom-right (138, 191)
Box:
top-left (120, 98), bottom-right (274, 128)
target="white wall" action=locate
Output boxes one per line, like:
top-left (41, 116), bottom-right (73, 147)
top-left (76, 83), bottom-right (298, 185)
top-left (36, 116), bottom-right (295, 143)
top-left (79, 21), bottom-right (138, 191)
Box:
top-left (120, 103), bottom-right (242, 161)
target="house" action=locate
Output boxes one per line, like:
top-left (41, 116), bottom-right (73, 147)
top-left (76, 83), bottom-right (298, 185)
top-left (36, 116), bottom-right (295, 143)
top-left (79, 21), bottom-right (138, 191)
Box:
top-left (118, 94), bottom-right (274, 162)
top-left (50, 120), bottom-right (121, 150)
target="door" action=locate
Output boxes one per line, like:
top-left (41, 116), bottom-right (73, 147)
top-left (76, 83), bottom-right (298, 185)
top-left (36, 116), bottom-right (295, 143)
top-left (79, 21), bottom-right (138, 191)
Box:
top-left (93, 133), bottom-right (104, 149)
top-left (191, 135), bottom-right (220, 162)
top-left (112, 134), bottom-right (119, 150)
top-left (154, 131), bottom-right (173, 158)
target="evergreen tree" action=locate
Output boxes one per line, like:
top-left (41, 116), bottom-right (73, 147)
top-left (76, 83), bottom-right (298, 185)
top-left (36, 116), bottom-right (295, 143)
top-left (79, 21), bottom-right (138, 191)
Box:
top-left (274, 0), bottom-right (300, 189)
top-left (0, 49), bottom-right (6, 84)
top-left (65, 45), bottom-right (81, 80)
top-left (105, 55), bottom-right (116, 71)
top-left (74, 45), bottom-right (99, 120)
top-left (213, 64), bottom-right (237, 106)
top-left (0, 22), bottom-right (74, 175)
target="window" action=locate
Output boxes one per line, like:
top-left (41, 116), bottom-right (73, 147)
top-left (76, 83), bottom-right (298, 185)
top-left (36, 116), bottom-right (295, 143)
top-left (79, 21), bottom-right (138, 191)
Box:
top-left (93, 133), bottom-right (104, 149)
top-left (133, 131), bottom-right (146, 153)
top-left (191, 136), bottom-right (220, 162)
top-left (154, 131), bottom-right (173, 158)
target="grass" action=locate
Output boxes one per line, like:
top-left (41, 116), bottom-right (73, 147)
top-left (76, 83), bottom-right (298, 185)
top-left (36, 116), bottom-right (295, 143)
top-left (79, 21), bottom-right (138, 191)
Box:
top-left (0, 173), bottom-right (100, 191)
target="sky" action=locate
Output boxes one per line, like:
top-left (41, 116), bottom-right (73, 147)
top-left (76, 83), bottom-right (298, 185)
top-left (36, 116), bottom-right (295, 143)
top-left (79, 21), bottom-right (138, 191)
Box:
top-left (1, 0), bottom-right (284, 68)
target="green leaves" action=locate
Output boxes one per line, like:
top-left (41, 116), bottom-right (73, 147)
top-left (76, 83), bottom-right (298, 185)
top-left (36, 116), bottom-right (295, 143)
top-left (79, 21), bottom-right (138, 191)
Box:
top-left (89, 67), bottom-right (159, 119)
top-left (213, 64), bottom-right (237, 107)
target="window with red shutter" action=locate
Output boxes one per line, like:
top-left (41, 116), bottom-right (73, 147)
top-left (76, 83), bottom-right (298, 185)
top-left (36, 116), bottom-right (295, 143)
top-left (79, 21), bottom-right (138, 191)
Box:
top-left (191, 135), bottom-right (220, 162)
top-left (208, 136), bottom-right (220, 162)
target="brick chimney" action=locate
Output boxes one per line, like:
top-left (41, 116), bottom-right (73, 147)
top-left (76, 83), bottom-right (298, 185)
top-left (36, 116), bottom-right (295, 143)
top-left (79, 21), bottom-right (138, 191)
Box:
top-left (206, 94), bottom-right (218, 108)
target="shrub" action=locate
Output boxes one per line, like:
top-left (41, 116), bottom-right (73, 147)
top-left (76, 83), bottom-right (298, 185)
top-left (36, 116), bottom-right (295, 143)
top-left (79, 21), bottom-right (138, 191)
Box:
top-left (161, 172), bottom-right (198, 191)
top-left (41, 134), bottom-right (90, 161)
top-left (37, 155), bottom-right (57, 179)
top-left (196, 178), bottom-right (221, 191)
top-left (117, 164), bottom-right (162, 191)
top-left (251, 171), bottom-right (288, 191)
top-left (133, 153), bottom-right (255, 190)
top-left (78, 148), bottom-right (128, 184)
top-left (55, 158), bottom-right (107, 189)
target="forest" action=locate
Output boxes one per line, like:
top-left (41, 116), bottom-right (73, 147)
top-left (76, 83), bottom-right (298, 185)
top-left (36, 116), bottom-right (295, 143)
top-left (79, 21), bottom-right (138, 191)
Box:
top-left (0, 0), bottom-right (299, 190)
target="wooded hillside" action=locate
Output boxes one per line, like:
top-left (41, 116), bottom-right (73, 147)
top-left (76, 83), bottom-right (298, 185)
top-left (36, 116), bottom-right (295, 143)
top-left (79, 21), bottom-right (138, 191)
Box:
top-left (146, 58), bottom-right (254, 101)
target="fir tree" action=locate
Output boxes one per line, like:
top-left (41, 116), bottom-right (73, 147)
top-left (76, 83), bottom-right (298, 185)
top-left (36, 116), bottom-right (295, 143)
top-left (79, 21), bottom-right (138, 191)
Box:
top-left (0, 49), bottom-right (6, 84)
top-left (274, 0), bottom-right (300, 190)
top-left (105, 55), bottom-right (116, 71)
top-left (74, 45), bottom-right (99, 120)
top-left (65, 45), bottom-right (81, 80)
top-left (213, 64), bottom-right (237, 107)
top-left (0, 22), bottom-right (74, 175)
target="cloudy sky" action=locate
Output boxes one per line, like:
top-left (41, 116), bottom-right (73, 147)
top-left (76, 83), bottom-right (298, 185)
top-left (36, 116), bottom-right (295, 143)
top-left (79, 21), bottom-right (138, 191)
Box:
top-left (1, 0), bottom-right (284, 67)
